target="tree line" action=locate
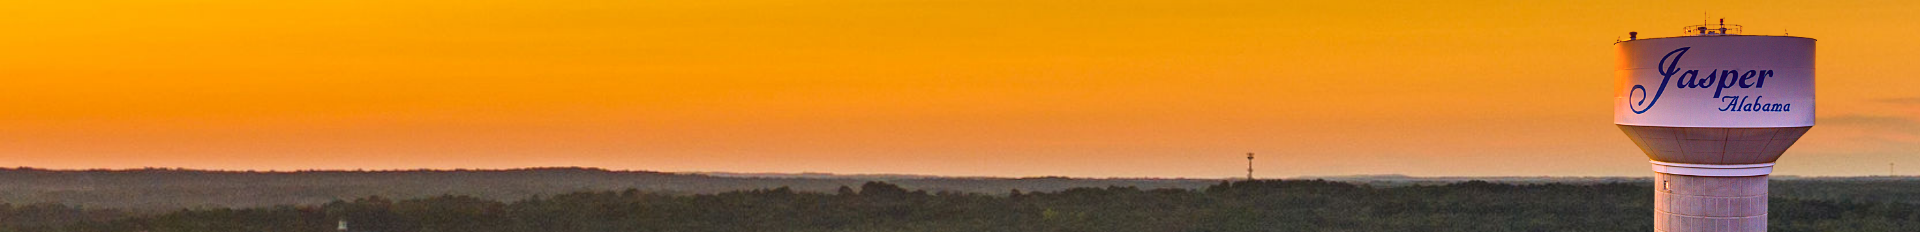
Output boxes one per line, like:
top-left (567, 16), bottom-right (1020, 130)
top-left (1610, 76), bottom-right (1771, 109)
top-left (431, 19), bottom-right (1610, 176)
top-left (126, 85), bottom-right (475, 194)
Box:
top-left (4, 180), bottom-right (1916, 232)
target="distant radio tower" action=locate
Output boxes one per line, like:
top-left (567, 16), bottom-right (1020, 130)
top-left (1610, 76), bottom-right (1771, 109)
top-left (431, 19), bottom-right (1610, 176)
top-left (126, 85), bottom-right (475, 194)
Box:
top-left (1246, 153), bottom-right (1255, 180)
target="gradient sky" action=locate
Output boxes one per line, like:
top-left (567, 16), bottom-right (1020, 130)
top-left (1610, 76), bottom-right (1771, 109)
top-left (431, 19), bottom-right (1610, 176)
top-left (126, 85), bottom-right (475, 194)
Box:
top-left (3, 0), bottom-right (1916, 178)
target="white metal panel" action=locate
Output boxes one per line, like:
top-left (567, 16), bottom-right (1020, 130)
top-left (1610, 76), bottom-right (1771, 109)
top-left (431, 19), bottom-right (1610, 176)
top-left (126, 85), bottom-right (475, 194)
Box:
top-left (1613, 36), bottom-right (1815, 127)
top-left (1649, 161), bottom-right (1775, 176)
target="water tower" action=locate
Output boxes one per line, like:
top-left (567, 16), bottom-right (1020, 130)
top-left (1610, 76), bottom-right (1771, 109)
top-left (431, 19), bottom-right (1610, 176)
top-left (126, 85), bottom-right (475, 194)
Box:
top-left (1614, 20), bottom-right (1814, 232)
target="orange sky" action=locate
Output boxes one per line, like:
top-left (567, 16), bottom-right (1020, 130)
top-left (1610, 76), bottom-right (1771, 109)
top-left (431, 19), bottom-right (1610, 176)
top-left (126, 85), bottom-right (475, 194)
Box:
top-left (3, 0), bottom-right (1916, 178)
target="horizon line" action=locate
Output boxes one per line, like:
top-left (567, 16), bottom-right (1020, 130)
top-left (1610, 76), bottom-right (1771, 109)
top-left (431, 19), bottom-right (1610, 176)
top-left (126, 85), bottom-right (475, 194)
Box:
top-left (0, 166), bottom-right (1909, 179)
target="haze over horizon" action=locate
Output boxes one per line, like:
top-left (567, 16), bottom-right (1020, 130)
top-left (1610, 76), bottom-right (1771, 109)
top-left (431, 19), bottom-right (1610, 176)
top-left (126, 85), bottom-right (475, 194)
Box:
top-left (4, 0), bottom-right (1917, 178)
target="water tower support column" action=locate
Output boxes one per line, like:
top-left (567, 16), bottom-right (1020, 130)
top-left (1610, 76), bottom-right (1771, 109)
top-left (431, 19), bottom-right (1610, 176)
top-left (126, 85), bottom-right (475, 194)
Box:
top-left (1651, 166), bottom-right (1770, 232)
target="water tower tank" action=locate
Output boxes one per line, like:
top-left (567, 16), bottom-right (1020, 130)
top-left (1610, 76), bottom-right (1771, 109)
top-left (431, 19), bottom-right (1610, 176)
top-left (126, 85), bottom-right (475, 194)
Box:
top-left (1614, 22), bottom-right (1814, 232)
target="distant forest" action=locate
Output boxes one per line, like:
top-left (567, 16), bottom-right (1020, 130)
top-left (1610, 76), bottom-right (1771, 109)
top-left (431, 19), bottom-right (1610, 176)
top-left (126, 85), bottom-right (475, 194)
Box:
top-left (0, 167), bottom-right (1216, 210)
top-left (2, 168), bottom-right (1918, 232)
top-left (5, 167), bottom-right (1917, 211)
top-left (3, 180), bottom-right (1917, 232)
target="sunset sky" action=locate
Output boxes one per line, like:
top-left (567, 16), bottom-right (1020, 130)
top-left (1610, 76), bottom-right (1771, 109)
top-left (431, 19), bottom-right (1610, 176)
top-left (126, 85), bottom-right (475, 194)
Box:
top-left (3, 0), bottom-right (1916, 178)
